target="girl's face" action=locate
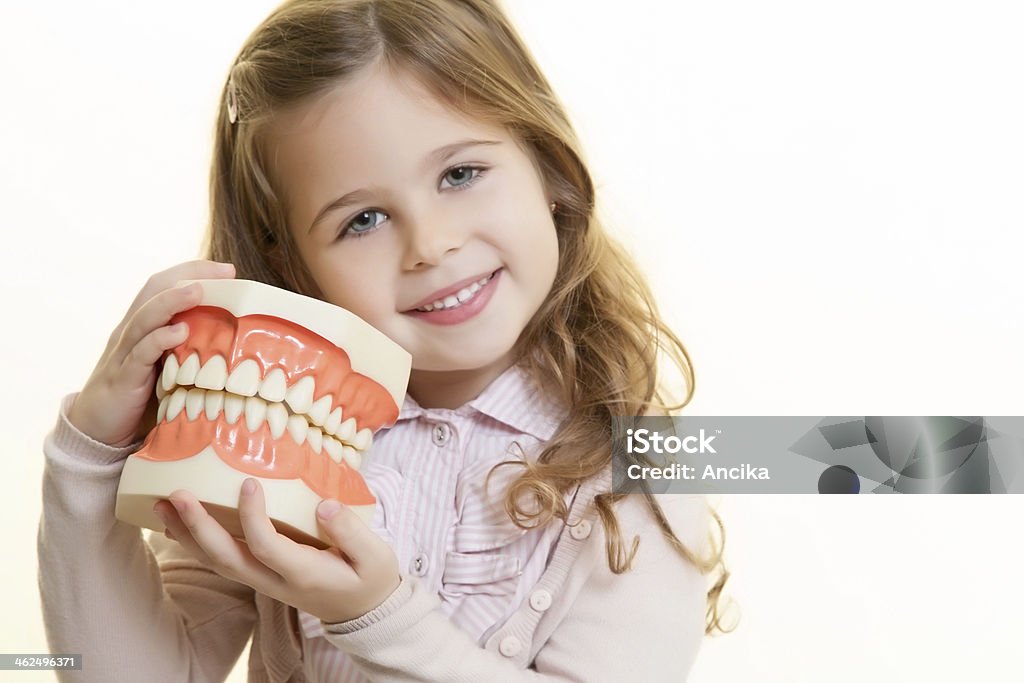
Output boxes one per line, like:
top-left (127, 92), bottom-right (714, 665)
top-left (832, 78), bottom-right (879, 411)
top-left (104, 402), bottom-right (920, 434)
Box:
top-left (266, 62), bottom-right (559, 407)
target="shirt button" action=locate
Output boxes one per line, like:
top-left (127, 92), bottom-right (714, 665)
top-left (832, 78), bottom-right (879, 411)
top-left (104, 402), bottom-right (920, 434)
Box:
top-left (529, 589), bottom-right (552, 612)
top-left (431, 423), bottom-right (451, 447)
top-left (499, 635), bottom-right (522, 657)
top-left (410, 552), bottom-right (429, 577)
top-left (569, 519), bottom-right (592, 540)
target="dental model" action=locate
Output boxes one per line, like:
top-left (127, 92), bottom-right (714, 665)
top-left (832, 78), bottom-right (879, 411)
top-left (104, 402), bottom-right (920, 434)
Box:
top-left (115, 278), bottom-right (411, 549)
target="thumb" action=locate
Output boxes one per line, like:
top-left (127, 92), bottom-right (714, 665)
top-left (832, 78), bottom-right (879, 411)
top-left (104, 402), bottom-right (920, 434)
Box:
top-left (316, 499), bottom-right (377, 569)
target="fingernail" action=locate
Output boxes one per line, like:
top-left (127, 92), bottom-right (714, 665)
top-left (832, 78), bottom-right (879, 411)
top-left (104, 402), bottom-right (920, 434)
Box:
top-left (318, 499), bottom-right (342, 520)
top-left (217, 262), bottom-right (235, 271)
top-left (242, 479), bottom-right (256, 496)
top-left (153, 504), bottom-right (167, 523)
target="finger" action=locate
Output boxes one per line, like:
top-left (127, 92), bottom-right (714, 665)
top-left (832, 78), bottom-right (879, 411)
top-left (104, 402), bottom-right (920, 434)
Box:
top-left (120, 320), bottom-right (191, 389)
top-left (112, 260), bottom-right (235, 343)
top-left (153, 499), bottom-right (214, 566)
top-left (236, 479), bottom-right (319, 581)
top-left (165, 491), bottom-right (284, 590)
top-left (316, 499), bottom-right (391, 574)
top-left (112, 282), bottom-right (203, 367)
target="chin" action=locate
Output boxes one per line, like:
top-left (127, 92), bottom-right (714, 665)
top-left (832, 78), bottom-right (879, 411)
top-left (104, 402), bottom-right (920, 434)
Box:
top-left (115, 279), bottom-right (411, 549)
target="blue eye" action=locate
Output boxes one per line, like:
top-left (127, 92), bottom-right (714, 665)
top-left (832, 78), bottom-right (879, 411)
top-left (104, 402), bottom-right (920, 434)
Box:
top-left (343, 209), bottom-right (387, 239)
top-left (440, 165), bottom-right (485, 190)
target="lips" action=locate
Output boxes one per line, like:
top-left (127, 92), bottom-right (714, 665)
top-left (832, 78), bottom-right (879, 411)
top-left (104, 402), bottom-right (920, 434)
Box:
top-left (404, 268), bottom-right (500, 312)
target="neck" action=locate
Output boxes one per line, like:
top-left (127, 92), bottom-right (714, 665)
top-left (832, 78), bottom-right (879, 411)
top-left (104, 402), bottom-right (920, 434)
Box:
top-left (407, 354), bottom-right (515, 409)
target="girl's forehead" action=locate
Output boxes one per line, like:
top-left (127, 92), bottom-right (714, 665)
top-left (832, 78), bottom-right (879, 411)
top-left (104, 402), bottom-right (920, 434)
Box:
top-left (268, 63), bottom-right (499, 147)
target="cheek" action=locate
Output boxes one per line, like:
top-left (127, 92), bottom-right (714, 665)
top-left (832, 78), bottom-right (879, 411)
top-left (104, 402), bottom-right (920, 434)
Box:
top-left (303, 249), bottom-right (393, 322)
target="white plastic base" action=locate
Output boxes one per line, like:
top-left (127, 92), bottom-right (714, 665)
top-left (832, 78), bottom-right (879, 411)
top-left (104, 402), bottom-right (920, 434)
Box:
top-left (115, 446), bottom-right (375, 550)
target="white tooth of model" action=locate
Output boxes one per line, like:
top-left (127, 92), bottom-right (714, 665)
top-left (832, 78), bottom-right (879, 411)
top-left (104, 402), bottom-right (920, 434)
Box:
top-left (286, 414), bottom-right (308, 444)
top-left (266, 402), bottom-right (288, 439)
top-left (324, 406), bottom-right (342, 436)
top-left (156, 395), bottom-right (169, 423)
top-left (284, 375), bottom-right (315, 415)
top-left (226, 359), bottom-right (261, 397)
top-left (309, 394), bottom-right (332, 427)
top-left (185, 387), bottom-right (206, 421)
top-left (195, 355), bottom-right (228, 391)
top-left (176, 352), bottom-right (201, 387)
top-left (306, 426), bottom-right (323, 454)
top-left (205, 389), bottom-right (224, 420)
top-left (223, 393), bottom-right (244, 425)
top-left (258, 368), bottom-right (288, 403)
top-left (161, 353), bottom-right (180, 393)
top-left (341, 445), bottom-right (362, 470)
top-left (323, 436), bottom-right (343, 464)
top-left (336, 417), bottom-right (357, 443)
top-left (244, 395), bottom-right (267, 432)
top-left (155, 380), bottom-right (167, 401)
top-left (352, 428), bottom-right (373, 451)
top-left (166, 387), bottom-right (188, 422)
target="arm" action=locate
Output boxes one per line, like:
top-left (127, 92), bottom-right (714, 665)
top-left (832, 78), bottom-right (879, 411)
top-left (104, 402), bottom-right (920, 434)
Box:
top-left (322, 494), bottom-right (709, 682)
top-left (38, 394), bottom-right (256, 683)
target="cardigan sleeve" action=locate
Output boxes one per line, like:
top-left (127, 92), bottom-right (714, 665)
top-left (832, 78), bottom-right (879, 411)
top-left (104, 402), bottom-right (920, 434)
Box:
top-left (321, 493), bottom-right (710, 682)
top-left (38, 393), bottom-right (257, 683)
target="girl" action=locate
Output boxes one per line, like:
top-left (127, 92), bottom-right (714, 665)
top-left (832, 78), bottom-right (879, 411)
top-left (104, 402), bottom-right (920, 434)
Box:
top-left (39, 0), bottom-right (729, 680)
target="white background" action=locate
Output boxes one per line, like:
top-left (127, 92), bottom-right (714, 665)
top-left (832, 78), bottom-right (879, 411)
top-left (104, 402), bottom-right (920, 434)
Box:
top-left (2, 1), bottom-right (1022, 681)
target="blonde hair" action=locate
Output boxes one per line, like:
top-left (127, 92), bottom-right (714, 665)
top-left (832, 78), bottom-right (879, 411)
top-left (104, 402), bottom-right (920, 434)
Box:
top-left (201, 0), bottom-right (732, 635)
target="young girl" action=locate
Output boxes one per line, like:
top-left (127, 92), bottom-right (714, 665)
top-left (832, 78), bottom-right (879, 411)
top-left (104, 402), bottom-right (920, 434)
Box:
top-left (39, 0), bottom-right (728, 680)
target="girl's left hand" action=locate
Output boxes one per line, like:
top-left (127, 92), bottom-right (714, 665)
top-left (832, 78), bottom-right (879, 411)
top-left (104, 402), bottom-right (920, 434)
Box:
top-left (152, 479), bottom-right (400, 625)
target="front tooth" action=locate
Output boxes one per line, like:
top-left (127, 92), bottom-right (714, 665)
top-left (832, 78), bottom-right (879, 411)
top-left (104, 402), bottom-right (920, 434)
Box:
top-left (258, 368), bottom-right (287, 402)
top-left (266, 402), bottom-right (288, 439)
top-left (166, 387), bottom-right (188, 422)
top-left (157, 395), bottom-right (169, 423)
top-left (455, 287), bottom-right (473, 303)
top-left (352, 428), bottom-right (373, 451)
top-left (323, 436), bottom-right (343, 464)
top-left (309, 394), bottom-right (332, 426)
top-left (286, 414), bottom-right (308, 444)
top-left (176, 352), bottom-right (200, 387)
top-left (443, 294), bottom-right (459, 308)
top-left (161, 353), bottom-right (180, 392)
top-left (325, 406), bottom-right (342, 435)
top-left (205, 390), bottom-right (224, 420)
top-left (284, 376), bottom-right (315, 415)
top-left (432, 299), bottom-right (445, 309)
top-left (195, 355), bottom-right (228, 391)
top-left (185, 388), bottom-right (205, 420)
top-left (337, 417), bottom-right (357, 442)
top-left (245, 395), bottom-right (267, 432)
top-left (306, 426), bottom-right (323, 454)
top-left (226, 359), bottom-right (261, 397)
top-left (223, 393), bottom-right (244, 424)
top-left (341, 445), bottom-right (362, 470)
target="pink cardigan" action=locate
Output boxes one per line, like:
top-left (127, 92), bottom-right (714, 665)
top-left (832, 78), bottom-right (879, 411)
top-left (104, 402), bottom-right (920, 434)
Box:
top-left (38, 393), bottom-right (709, 682)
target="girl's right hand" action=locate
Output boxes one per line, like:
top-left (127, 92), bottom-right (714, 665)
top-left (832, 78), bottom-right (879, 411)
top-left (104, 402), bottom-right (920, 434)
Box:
top-left (67, 260), bottom-right (237, 448)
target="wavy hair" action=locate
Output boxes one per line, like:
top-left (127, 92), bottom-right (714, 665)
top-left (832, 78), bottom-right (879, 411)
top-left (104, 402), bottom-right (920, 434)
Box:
top-left (201, 0), bottom-right (733, 635)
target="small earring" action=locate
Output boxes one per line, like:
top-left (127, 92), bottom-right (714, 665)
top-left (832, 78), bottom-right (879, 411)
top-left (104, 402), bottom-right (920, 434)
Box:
top-left (549, 201), bottom-right (557, 214)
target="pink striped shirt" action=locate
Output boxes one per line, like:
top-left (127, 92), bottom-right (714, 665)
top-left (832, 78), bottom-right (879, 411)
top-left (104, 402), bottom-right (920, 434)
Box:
top-left (298, 363), bottom-right (571, 681)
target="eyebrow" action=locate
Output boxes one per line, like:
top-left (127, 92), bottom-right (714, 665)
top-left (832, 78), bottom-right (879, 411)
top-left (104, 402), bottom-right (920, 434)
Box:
top-left (307, 138), bottom-right (502, 234)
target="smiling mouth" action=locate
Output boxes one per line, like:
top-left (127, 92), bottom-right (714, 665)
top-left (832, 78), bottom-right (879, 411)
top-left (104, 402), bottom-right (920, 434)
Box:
top-left (409, 270), bottom-right (499, 313)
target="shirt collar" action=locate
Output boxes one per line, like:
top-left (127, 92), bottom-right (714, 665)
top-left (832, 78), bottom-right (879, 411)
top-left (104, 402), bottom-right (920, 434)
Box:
top-left (394, 363), bottom-right (566, 441)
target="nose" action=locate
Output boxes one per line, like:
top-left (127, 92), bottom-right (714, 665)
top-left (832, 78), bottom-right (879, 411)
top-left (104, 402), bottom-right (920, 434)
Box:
top-left (400, 210), bottom-right (466, 271)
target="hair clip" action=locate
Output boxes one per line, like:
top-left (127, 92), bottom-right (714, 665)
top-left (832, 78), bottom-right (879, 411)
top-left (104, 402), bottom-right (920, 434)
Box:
top-left (226, 77), bottom-right (239, 125)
